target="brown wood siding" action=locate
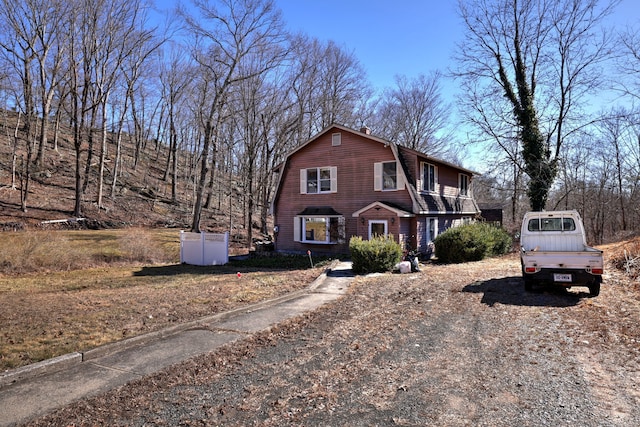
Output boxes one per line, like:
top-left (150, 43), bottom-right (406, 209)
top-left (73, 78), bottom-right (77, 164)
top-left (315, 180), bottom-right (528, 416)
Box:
top-left (399, 147), bottom-right (471, 200)
top-left (274, 130), bottom-right (414, 254)
top-left (437, 167), bottom-right (462, 198)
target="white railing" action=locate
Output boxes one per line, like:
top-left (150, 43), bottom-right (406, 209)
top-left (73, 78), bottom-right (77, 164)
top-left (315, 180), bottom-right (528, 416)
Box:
top-left (180, 231), bottom-right (229, 265)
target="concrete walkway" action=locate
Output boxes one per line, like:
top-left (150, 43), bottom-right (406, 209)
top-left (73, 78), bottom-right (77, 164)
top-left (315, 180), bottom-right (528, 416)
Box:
top-left (0, 261), bottom-right (354, 427)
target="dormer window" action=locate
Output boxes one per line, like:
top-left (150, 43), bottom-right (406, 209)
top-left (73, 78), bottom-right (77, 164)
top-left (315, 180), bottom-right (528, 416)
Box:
top-left (422, 162), bottom-right (437, 192)
top-left (459, 174), bottom-right (469, 196)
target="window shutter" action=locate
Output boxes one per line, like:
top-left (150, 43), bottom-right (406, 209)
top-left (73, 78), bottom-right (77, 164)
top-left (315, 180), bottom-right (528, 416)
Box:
top-left (293, 216), bottom-right (301, 242)
top-left (417, 162), bottom-right (424, 192)
top-left (396, 161), bottom-right (405, 190)
top-left (330, 166), bottom-right (337, 192)
top-left (300, 169), bottom-right (307, 194)
top-left (374, 162), bottom-right (382, 191)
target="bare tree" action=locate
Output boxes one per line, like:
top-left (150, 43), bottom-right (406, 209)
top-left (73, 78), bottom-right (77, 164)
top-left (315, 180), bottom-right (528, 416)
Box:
top-left (0, 0), bottom-right (42, 211)
top-left (285, 35), bottom-right (371, 142)
top-left (23, 0), bottom-right (69, 167)
top-left (315, 40), bottom-right (370, 130)
top-left (95, 1), bottom-right (161, 208)
top-left (455, 0), bottom-right (619, 211)
top-left (618, 25), bottom-right (640, 102)
top-left (91, 1), bottom-right (160, 208)
top-left (235, 71), bottom-right (291, 246)
top-left (158, 46), bottom-right (194, 203)
top-left (374, 73), bottom-right (453, 157)
top-left (181, 0), bottom-right (287, 233)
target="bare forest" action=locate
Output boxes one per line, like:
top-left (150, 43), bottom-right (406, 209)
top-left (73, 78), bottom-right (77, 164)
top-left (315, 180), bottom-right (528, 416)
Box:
top-left (0, 0), bottom-right (639, 246)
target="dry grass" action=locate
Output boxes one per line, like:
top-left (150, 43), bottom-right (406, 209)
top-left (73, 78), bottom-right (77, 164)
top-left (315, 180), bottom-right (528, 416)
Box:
top-left (0, 228), bottom-right (179, 274)
top-left (0, 229), bottom-right (327, 371)
top-left (600, 236), bottom-right (640, 281)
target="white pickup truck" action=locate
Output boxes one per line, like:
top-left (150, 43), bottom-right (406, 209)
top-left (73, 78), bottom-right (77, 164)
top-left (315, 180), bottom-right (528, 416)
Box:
top-left (520, 210), bottom-right (604, 296)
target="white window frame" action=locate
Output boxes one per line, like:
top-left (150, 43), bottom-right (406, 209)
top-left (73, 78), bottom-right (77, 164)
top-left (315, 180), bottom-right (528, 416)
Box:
top-left (421, 162), bottom-right (438, 192)
top-left (459, 173), bottom-right (469, 197)
top-left (368, 220), bottom-right (388, 239)
top-left (332, 132), bottom-right (341, 146)
top-left (374, 161), bottom-right (404, 191)
top-left (300, 166), bottom-right (337, 194)
top-left (426, 217), bottom-right (438, 243)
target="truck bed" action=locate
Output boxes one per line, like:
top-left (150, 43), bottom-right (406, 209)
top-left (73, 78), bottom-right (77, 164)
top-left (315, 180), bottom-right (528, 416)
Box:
top-left (520, 232), bottom-right (587, 252)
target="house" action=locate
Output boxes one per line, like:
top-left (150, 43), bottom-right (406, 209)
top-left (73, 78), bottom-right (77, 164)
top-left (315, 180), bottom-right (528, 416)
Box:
top-left (270, 124), bottom-right (480, 257)
top-left (477, 203), bottom-right (504, 227)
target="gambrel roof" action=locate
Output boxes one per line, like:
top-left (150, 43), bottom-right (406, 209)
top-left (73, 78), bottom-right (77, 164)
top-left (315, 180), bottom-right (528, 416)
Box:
top-left (272, 123), bottom-right (480, 216)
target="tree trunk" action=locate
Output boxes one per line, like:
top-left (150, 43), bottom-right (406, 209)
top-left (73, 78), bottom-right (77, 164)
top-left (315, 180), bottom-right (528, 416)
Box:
top-left (191, 120), bottom-right (214, 233)
top-left (97, 100), bottom-right (108, 209)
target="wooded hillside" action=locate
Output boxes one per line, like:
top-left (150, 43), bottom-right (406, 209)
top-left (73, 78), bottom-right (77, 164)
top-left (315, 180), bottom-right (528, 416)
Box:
top-left (0, 108), bottom-right (247, 235)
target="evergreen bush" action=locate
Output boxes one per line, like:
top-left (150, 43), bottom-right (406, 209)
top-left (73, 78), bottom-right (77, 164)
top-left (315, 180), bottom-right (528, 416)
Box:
top-left (349, 235), bottom-right (403, 274)
top-left (434, 222), bottom-right (512, 263)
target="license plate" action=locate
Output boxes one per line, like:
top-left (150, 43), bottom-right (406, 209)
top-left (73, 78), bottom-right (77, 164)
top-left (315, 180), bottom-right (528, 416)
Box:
top-left (554, 273), bottom-right (572, 282)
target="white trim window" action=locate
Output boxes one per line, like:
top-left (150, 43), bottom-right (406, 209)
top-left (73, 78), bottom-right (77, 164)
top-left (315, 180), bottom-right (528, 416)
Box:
top-left (293, 216), bottom-right (345, 244)
top-left (421, 162), bottom-right (438, 192)
top-left (374, 161), bottom-right (404, 191)
top-left (427, 217), bottom-right (438, 242)
top-left (459, 173), bottom-right (469, 197)
top-left (368, 220), bottom-right (388, 239)
top-left (300, 167), bottom-right (337, 194)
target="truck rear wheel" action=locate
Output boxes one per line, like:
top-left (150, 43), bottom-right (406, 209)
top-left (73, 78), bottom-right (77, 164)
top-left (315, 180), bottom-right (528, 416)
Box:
top-left (588, 278), bottom-right (602, 297)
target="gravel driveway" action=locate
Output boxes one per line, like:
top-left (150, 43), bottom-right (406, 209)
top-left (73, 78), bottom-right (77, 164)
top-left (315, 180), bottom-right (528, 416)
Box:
top-left (29, 254), bottom-right (640, 426)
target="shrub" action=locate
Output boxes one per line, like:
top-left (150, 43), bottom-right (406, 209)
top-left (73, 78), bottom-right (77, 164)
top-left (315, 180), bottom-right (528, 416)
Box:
top-left (350, 235), bottom-right (402, 274)
top-left (434, 223), bottom-right (512, 264)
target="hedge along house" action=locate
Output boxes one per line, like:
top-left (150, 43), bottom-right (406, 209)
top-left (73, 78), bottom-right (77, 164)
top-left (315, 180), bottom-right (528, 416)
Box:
top-left (270, 124), bottom-right (480, 257)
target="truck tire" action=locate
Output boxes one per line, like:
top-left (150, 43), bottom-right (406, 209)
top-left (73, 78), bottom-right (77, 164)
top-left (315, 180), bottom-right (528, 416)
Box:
top-left (589, 278), bottom-right (602, 297)
top-left (521, 261), bottom-right (533, 292)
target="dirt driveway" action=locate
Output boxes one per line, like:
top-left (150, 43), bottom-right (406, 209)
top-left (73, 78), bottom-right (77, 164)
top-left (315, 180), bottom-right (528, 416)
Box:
top-left (30, 254), bottom-right (640, 426)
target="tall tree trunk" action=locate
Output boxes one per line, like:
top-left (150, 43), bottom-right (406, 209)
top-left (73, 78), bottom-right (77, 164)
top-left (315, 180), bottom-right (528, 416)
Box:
top-left (97, 100), bottom-right (108, 208)
top-left (82, 108), bottom-right (98, 193)
top-left (11, 112), bottom-right (21, 190)
top-left (191, 119), bottom-right (215, 232)
top-left (171, 135), bottom-right (178, 203)
top-left (20, 132), bottom-right (34, 212)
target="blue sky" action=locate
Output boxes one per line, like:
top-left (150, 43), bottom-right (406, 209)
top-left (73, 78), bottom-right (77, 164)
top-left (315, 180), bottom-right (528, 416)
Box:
top-left (158, 0), bottom-right (639, 103)
top-left (277, 0), bottom-right (461, 93)
top-left (277, 0), bottom-right (639, 102)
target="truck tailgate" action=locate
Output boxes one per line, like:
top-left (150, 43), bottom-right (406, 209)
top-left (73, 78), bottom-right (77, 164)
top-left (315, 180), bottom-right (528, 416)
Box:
top-left (521, 250), bottom-right (603, 269)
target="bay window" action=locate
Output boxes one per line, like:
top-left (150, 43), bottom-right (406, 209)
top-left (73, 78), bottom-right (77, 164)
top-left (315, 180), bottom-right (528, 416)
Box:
top-left (293, 215), bottom-right (345, 244)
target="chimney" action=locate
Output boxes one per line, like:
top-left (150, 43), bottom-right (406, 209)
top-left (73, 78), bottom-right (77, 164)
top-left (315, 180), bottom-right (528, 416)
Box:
top-left (360, 126), bottom-right (371, 135)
